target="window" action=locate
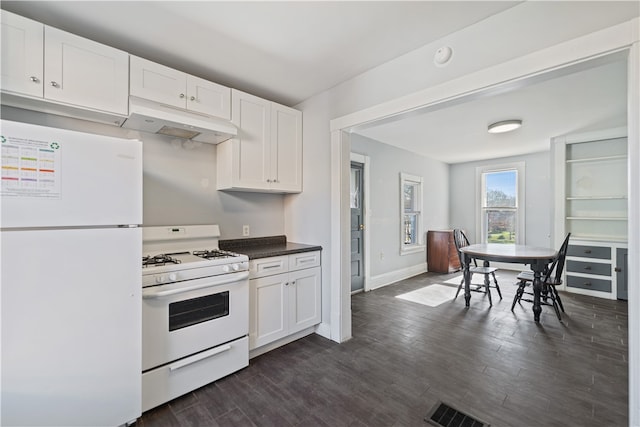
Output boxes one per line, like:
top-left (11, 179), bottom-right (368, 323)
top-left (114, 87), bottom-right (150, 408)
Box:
top-left (477, 162), bottom-right (525, 244)
top-left (400, 173), bottom-right (424, 254)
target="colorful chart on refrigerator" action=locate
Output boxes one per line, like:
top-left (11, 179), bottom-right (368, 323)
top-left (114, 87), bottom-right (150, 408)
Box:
top-left (1, 133), bottom-right (61, 198)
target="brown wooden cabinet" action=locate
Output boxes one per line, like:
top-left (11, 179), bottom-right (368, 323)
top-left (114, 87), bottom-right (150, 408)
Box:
top-left (427, 230), bottom-right (461, 273)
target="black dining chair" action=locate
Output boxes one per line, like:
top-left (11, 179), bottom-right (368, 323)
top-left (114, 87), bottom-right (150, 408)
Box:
top-left (453, 229), bottom-right (502, 306)
top-left (511, 233), bottom-right (571, 321)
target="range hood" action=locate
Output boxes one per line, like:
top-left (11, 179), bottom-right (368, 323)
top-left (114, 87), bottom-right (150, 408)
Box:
top-left (121, 97), bottom-right (237, 144)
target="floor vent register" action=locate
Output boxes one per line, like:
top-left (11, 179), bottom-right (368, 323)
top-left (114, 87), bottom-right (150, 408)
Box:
top-left (425, 401), bottom-right (490, 427)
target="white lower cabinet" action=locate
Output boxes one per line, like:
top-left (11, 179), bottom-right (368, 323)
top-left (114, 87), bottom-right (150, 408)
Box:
top-left (249, 251), bottom-right (321, 350)
top-left (564, 240), bottom-right (627, 300)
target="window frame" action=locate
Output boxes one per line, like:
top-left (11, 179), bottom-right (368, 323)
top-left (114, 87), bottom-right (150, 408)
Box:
top-left (400, 172), bottom-right (425, 255)
top-left (475, 162), bottom-right (526, 245)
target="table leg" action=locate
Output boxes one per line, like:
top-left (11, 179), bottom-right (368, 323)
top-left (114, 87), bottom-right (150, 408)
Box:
top-left (531, 263), bottom-right (545, 322)
top-left (463, 254), bottom-right (471, 307)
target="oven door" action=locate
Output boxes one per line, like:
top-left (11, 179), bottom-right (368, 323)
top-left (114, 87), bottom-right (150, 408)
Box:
top-left (142, 271), bottom-right (248, 371)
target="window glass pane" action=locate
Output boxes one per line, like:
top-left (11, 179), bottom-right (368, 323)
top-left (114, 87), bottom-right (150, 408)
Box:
top-left (486, 210), bottom-right (516, 243)
top-left (485, 170), bottom-right (516, 207)
top-left (350, 169), bottom-right (360, 209)
top-left (404, 183), bottom-right (416, 212)
top-left (404, 214), bottom-right (417, 245)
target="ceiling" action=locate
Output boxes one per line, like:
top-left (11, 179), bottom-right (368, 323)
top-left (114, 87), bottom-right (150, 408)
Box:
top-left (352, 57), bottom-right (629, 164)
top-left (1, 1), bottom-right (638, 164)
top-left (1, 1), bottom-right (521, 106)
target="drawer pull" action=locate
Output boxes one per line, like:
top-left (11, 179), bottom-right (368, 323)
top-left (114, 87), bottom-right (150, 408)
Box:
top-left (169, 344), bottom-right (231, 371)
top-left (614, 267), bottom-right (622, 273)
top-left (298, 258), bottom-right (314, 263)
top-left (584, 282), bottom-right (592, 287)
top-left (584, 266), bottom-right (591, 271)
top-left (262, 264), bottom-right (281, 270)
top-left (584, 250), bottom-right (592, 254)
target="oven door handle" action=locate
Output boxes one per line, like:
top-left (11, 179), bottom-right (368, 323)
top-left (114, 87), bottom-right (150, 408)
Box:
top-left (169, 344), bottom-right (232, 371)
top-left (142, 271), bottom-right (249, 299)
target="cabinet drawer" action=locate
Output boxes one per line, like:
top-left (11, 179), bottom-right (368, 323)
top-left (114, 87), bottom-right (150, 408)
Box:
top-left (566, 260), bottom-right (611, 277)
top-left (567, 245), bottom-right (611, 260)
top-left (249, 256), bottom-right (288, 279)
top-left (289, 251), bottom-right (320, 271)
top-left (566, 275), bottom-right (611, 292)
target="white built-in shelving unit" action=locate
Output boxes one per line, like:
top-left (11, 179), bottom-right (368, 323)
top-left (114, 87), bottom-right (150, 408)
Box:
top-left (552, 127), bottom-right (628, 300)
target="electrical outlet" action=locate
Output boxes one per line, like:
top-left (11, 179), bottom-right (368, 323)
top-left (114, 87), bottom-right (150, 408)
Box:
top-left (242, 225), bottom-right (250, 236)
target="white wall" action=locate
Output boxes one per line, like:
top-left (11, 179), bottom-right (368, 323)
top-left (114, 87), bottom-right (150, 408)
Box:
top-left (350, 134), bottom-right (449, 279)
top-left (2, 106), bottom-right (285, 239)
top-left (449, 151), bottom-right (551, 248)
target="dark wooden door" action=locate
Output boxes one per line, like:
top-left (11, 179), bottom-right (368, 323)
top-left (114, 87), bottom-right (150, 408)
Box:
top-left (351, 162), bottom-right (364, 293)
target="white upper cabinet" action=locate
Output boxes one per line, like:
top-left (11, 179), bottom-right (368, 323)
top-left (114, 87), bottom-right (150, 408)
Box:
top-left (1, 10), bottom-right (128, 116)
top-left (129, 56), bottom-right (231, 120)
top-left (216, 89), bottom-right (302, 193)
top-left (1, 10), bottom-right (44, 97)
top-left (44, 27), bottom-right (129, 114)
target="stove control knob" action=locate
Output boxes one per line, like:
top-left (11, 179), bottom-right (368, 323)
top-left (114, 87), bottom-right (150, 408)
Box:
top-left (169, 273), bottom-right (177, 282)
top-left (222, 265), bottom-right (231, 273)
top-left (156, 275), bottom-right (164, 284)
top-left (232, 264), bottom-right (240, 271)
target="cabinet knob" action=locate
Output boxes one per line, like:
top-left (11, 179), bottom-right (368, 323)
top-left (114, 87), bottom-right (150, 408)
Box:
top-left (179, 93), bottom-right (185, 98)
top-left (266, 179), bottom-right (272, 183)
top-left (50, 81), bottom-right (59, 88)
top-left (584, 266), bottom-right (591, 271)
top-left (190, 96), bottom-right (196, 101)
top-left (30, 76), bottom-right (40, 83)
top-left (614, 267), bottom-right (622, 273)
top-left (584, 250), bottom-right (592, 254)
top-left (284, 282), bottom-right (289, 286)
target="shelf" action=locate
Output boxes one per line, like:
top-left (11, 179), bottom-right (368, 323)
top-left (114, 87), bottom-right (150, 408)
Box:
top-left (566, 196), bottom-right (627, 200)
top-left (569, 235), bottom-right (628, 243)
top-left (566, 154), bottom-right (626, 164)
top-left (567, 216), bottom-right (627, 221)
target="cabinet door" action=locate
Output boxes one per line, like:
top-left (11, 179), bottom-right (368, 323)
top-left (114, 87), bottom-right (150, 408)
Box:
top-left (44, 27), bottom-right (128, 114)
top-left (230, 90), bottom-right (271, 190)
top-left (130, 56), bottom-right (186, 109)
top-left (616, 247), bottom-right (628, 300)
top-left (0, 10), bottom-right (43, 97)
top-left (250, 274), bottom-right (288, 349)
top-left (288, 267), bottom-right (321, 334)
top-left (271, 103), bottom-right (302, 192)
top-left (186, 75), bottom-right (231, 120)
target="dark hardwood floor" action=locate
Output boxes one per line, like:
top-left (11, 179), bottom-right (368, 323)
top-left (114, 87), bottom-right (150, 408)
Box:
top-left (138, 270), bottom-right (628, 426)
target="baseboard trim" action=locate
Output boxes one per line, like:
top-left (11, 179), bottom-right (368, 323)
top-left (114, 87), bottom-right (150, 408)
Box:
top-left (368, 262), bottom-right (427, 291)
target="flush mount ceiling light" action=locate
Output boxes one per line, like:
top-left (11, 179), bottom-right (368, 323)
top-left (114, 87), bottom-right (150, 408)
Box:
top-left (487, 119), bottom-right (522, 134)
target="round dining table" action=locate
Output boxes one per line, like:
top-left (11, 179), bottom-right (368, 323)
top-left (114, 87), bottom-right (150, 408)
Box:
top-left (459, 244), bottom-right (558, 322)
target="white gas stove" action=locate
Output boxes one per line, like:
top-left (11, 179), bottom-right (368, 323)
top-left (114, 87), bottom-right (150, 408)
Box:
top-left (142, 225), bottom-right (249, 286)
top-left (140, 224), bottom-right (249, 412)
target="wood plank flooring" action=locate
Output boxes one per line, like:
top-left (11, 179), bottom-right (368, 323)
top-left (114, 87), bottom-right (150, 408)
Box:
top-left (138, 270), bottom-right (628, 426)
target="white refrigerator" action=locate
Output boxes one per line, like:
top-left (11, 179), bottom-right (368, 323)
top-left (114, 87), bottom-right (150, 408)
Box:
top-left (1, 120), bottom-right (142, 426)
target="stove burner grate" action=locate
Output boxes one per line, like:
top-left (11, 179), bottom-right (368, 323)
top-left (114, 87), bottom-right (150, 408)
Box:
top-left (192, 249), bottom-right (238, 260)
top-left (142, 254), bottom-right (182, 268)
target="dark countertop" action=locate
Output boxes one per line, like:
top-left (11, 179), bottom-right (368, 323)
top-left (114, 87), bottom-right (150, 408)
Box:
top-left (219, 235), bottom-right (322, 260)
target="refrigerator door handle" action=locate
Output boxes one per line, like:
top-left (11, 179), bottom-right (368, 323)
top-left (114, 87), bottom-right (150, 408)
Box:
top-left (142, 271), bottom-right (249, 299)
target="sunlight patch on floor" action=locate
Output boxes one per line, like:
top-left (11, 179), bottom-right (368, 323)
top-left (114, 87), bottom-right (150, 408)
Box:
top-left (395, 284), bottom-right (458, 307)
